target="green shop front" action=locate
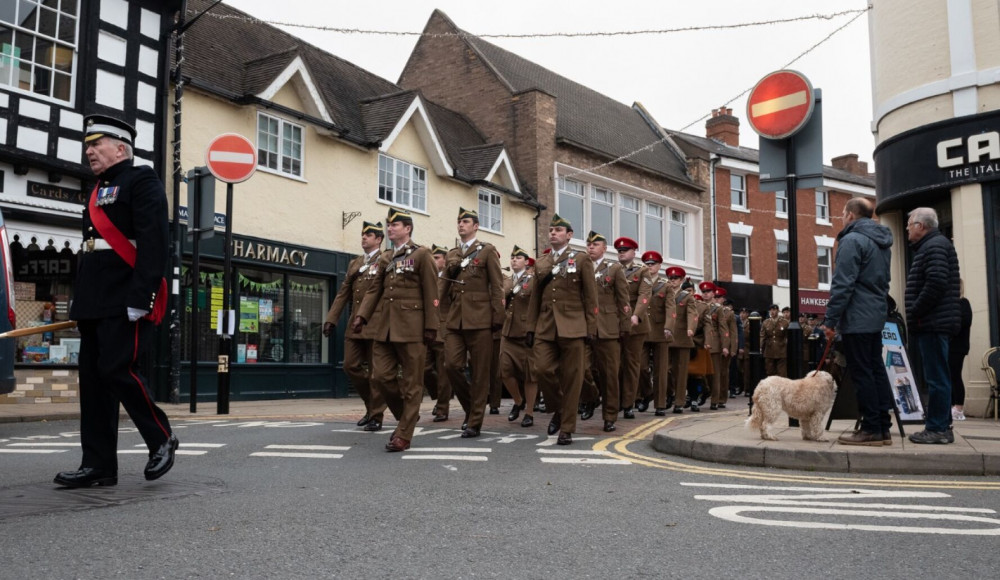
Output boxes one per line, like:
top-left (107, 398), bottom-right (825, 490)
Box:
top-left (158, 233), bottom-right (355, 402)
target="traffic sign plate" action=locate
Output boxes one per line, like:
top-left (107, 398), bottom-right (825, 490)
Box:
top-left (205, 133), bottom-right (257, 183)
top-left (746, 70), bottom-right (815, 140)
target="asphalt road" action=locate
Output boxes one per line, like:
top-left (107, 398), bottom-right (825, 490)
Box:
top-left (2, 416), bottom-right (998, 579)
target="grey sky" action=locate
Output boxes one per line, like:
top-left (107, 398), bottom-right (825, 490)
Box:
top-left (219, 0), bottom-right (874, 167)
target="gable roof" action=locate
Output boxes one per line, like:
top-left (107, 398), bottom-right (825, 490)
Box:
top-left (428, 10), bottom-right (694, 187)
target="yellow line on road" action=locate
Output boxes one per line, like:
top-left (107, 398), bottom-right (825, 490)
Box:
top-left (592, 417), bottom-right (1000, 491)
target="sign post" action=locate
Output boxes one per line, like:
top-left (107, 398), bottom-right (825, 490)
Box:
top-left (205, 133), bottom-right (256, 414)
top-left (748, 70), bottom-right (822, 387)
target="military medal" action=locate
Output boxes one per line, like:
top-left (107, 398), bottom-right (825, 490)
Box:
top-left (567, 258), bottom-right (576, 273)
top-left (359, 264), bottom-right (369, 273)
top-left (512, 284), bottom-right (521, 295)
top-left (96, 186), bottom-right (119, 206)
top-left (461, 257), bottom-right (470, 268)
top-left (552, 264), bottom-right (561, 275)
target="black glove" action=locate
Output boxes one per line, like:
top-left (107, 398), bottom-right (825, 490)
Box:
top-left (447, 264), bottom-right (462, 279)
top-left (584, 334), bottom-right (593, 345)
top-left (423, 329), bottom-right (437, 345)
top-left (524, 332), bottom-right (535, 348)
top-left (322, 321), bottom-right (334, 337)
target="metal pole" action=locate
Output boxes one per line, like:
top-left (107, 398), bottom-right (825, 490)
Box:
top-left (168, 2), bottom-right (187, 404)
top-left (189, 183), bottom-right (200, 414)
top-left (785, 139), bottom-right (803, 382)
top-left (217, 182), bottom-right (234, 414)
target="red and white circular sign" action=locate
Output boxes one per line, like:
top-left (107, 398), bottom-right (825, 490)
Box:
top-left (746, 70), bottom-right (815, 140)
top-left (205, 133), bottom-right (257, 183)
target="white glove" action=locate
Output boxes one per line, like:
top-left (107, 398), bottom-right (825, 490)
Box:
top-left (127, 307), bottom-right (149, 322)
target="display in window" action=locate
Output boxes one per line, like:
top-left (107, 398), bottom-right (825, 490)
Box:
top-left (239, 297), bottom-right (259, 333)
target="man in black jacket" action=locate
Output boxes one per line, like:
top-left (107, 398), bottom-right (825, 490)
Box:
top-left (54, 114), bottom-right (177, 487)
top-left (904, 207), bottom-right (961, 444)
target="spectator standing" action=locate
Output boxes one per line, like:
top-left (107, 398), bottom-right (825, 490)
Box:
top-left (950, 279), bottom-right (973, 421)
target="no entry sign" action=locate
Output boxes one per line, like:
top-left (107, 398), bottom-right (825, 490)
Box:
top-left (205, 133), bottom-right (257, 183)
top-left (746, 70), bottom-right (815, 140)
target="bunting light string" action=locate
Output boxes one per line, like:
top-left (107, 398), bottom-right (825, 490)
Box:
top-left (197, 9), bottom-right (867, 39)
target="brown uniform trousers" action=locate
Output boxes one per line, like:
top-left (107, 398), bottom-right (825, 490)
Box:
top-left (700, 303), bottom-right (724, 405)
top-left (644, 278), bottom-right (675, 409)
top-left (668, 290), bottom-right (699, 407)
top-left (528, 249), bottom-right (598, 435)
top-left (761, 316), bottom-right (789, 378)
top-left (425, 274), bottom-right (452, 417)
top-left (581, 260), bottom-right (630, 421)
top-left (442, 241), bottom-right (504, 431)
top-left (489, 332), bottom-right (502, 410)
top-left (358, 243), bottom-right (439, 442)
top-left (715, 305), bottom-right (738, 404)
top-left (619, 261), bottom-right (653, 410)
top-left (500, 272), bottom-right (536, 412)
top-left (325, 251), bottom-right (387, 421)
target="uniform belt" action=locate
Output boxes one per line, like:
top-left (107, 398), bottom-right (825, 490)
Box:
top-left (84, 238), bottom-right (136, 252)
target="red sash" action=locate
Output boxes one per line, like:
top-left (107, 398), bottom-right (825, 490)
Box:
top-left (88, 184), bottom-right (168, 324)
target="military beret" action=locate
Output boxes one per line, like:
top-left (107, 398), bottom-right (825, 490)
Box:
top-left (714, 287), bottom-right (727, 297)
top-left (84, 114), bottom-right (136, 145)
top-left (586, 231), bottom-right (607, 244)
top-left (698, 281), bottom-right (716, 293)
top-left (613, 237), bottom-right (638, 251)
top-left (769, 304), bottom-right (780, 310)
top-left (386, 207), bottom-right (413, 225)
top-left (665, 266), bottom-right (686, 278)
top-left (511, 245), bottom-right (531, 259)
top-left (431, 244), bottom-right (448, 256)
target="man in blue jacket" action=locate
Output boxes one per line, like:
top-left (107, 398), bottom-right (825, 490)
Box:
top-left (904, 207), bottom-right (961, 444)
top-left (821, 198), bottom-right (893, 446)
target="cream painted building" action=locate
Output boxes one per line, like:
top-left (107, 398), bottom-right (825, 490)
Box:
top-left (870, 0), bottom-right (1000, 416)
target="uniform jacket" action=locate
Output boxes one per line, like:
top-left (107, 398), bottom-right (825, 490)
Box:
top-left (358, 242), bottom-right (439, 342)
top-left (325, 249), bottom-right (381, 340)
top-left (434, 272), bottom-right (450, 343)
top-left (645, 276), bottom-right (675, 344)
top-left (71, 159), bottom-right (168, 320)
top-left (761, 316), bottom-right (789, 358)
top-left (821, 217), bottom-right (892, 334)
top-left (718, 306), bottom-right (738, 354)
top-left (443, 241), bottom-right (504, 331)
top-left (669, 289), bottom-right (699, 348)
top-left (502, 270), bottom-right (535, 339)
top-left (591, 258), bottom-right (631, 339)
top-left (905, 228), bottom-right (961, 336)
top-left (621, 260), bottom-right (653, 335)
top-left (527, 248), bottom-right (598, 340)
top-left (700, 303), bottom-right (723, 353)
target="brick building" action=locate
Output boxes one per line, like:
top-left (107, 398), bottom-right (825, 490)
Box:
top-left (669, 108), bottom-right (876, 314)
top-left (398, 10), bottom-right (706, 276)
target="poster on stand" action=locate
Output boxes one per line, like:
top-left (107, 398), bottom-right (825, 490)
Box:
top-left (881, 322), bottom-right (924, 422)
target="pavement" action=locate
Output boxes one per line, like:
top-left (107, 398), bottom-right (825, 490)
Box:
top-left (3, 393), bottom-right (999, 476)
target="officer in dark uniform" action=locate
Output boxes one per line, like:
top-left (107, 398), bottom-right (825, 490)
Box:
top-left (55, 114), bottom-right (177, 488)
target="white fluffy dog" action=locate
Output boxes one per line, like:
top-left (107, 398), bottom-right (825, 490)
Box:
top-left (746, 370), bottom-right (838, 441)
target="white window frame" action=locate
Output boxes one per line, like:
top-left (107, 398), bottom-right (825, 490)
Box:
top-left (556, 177), bottom-right (585, 241)
top-left (775, 190), bottom-right (788, 219)
top-left (0, 0), bottom-right (80, 104)
top-left (477, 188), bottom-right (502, 233)
top-left (619, 194), bottom-right (640, 242)
top-left (258, 112), bottom-right (304, 179)
top-left (774, 229), bottom-right (789, 287)
top-left (731, 235), bottom-right (751, 282)
top-left (645, 202), bottom-right (665, 253)
top-left (590, 187), bottom-right (614, 238)
top-left (815, 190), bottom-right (831, 225)
top-left (728, 222), bottom-right (754, 283)
top-left (378, 153), bottom-right (427, 212)
top-left (815, 234), bottom-right (835, 291)
top-left (730, 173), bottom-right (748, 211)
top-left (669, 209), bottom-right (687, 262)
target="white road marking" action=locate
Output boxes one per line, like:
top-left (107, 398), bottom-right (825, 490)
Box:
top-left (263, 445), bottom-right (350, 451)
top-left (175, 443), bottom-right (227, 448)
top-left (6, 442), bottom-right (78, 447)
top-left (537, 449), bottom-right (610, 455)
top-left (118, 450), bottom-right (207, 456)
top-left (540, 457), bottom-right (632, 465)
top-left (0, 449), bottom-right (67, 454)
top-left (536, 436), bottom-right (595, 447)
top-left (401, 455), bottom-right (488, 462)
top-left (405, 447), bottom-right (491, 453)
top-left (251, 452), bottom-right (344, 459)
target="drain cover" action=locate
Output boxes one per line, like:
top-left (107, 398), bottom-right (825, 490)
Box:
top-left (0, 476), bottom-right (226, 520)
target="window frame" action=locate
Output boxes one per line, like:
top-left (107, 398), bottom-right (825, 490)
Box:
top-left (668, 209), bottom-right (687, 262)
top-left (730, 173), bottom-right (747, 211)
top-left (378, 153), bottom-right (427, 212)
top-left (815, 190), bottom-right (830, 224)
top-left (776, 240), bottom-right (790, 284)
top-left (477, 188), bottom-right (503, 233)
top-left (817, 246), bottom-right (833, 290)
top-left (0, 0), bottom-right (80, 104)
top-left (257, 112), bottom-right (305, 179)
top-left (731, 234), bottom-right (751, 282)
top-left (775, 189), bottom-right (788, 219)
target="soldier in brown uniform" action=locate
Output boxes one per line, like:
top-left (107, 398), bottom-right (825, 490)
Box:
top-left (427, 245), bottom-right (452, 422)
top-left (697, 281), bottom-right (724, 409)
top-left (667, 268), bottom-right (699, 413)
top-left (323, 221), bottom-right (388, 431)
top-left (581, 231), bottom-right (630, 432)
top-left (442, 208), bottom-right (504, 438)
top-left (712, 286), bottom-right (738, 409)
top-left (737, 307), bottom-right (751, 395)
top-left (526, 214), bottom-right (598, 445)
top-left (614, 237), bottom-right (653, 419)
top-left (500, 246), bottom-right (536, 426)
top-left (353, 208), bottom-right (439, 452)
top-left (640, 252), bottom-right (676, 415)
top-left (761, 304), bottom-right (789, 377)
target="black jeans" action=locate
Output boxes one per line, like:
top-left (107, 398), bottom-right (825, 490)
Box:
top-left (842, 332), bottom-right (893, 433)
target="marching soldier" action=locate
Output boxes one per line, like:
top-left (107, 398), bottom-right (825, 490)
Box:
top-left (427, 244), bottom-right (452, 422)
top-left (667, 269), bottom-right (698, 413)
top-left (761, 304), bottom-right (789, 377)
top-left (614, 237), bottom-right (653, 419)
top-left (697, 281), bottom-right (723, 409)
top-left (324, 221), bottom-right (389, 432)
top-left (640, 252), bottom-right (675, 415)
top-left (526, 214), bottom-right (598, 445)
top-left (499, 246), bottom-right (536, 426)
top-left (353, 208), bottom-right (439, 452)
top-left (712, 287), bottom-right (738, 409)
top-left (441, 208), bottom-right (504, 438)
top-left (582, 231), bottom-right (630, 432)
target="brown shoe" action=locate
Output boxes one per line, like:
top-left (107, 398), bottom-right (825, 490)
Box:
top-left (556, 432), bottom-right (572, 445)
top-left (837, 430), bottom-right (883, 446)
top-left (385, 436), bottom-right (410, 452)
top-left (432, 414), bottom-right (448, 423)
top-left (882, 430), bottom-right (892, 446)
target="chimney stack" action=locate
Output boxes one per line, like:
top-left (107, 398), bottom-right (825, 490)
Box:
top-left (831, 153), bottom-right (870, 177)
top-left (706, 107), bottom-right (739, 147)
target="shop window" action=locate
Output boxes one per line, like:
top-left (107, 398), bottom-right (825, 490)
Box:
top-left (236, 269), bottom-right (284, 363)
top-left (182, 265), bottom-right (222, 362)
top-left (9, 233), bottom-right (77, 365)
top-left (287, 274), bottom-right (325, 363)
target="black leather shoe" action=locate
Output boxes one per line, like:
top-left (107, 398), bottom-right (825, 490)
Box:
top-left (144, 434), bottom-right (179, 481)
top-left (697, 395), bottom-right (709, 407)
top-left (363, 420), bottom-right (383, 432)
top-left (433, 414), bottom-right (448, 422)
top-left (636, 396), bottom-right (652, 413)
top-left (521, 415), bottom-right (534, 428)
top-left (489, 407), bottom-right (500, 415)
top-left (673, 406), bottom-right (684, 414)
top-left (683, 397), bottom-right (692, 408)
top-left (462, 415), bottom-right (469, 431)
top-left (356, 414), bottom-right (371, 427)
top-left (508, 403), bottom-right (523, 422)
top-left (717, 403), bottom-right (726, 409)
top-left (547, 414), bottom-right (561, 435)
top-left (557, 432), bottom-right (572, 445)
top-left (580, 402), bottom-right (595, 421)
top-left (460, 427), bottom-right (481, 438)
top-left (533, 401), bottom-right (542, 412)
top-left (665, 395), bottom-right (675, 409)
top-left (654, 408), bottom-right (667, 416)
top-left (603, 421), bottom-right (616, 432)
top-left (623, 408), bottom-right (635, 420)
top-left (54, 467), bottom-right (118, 488)
top-left (710, 404), bottom-right (718, 410)
top-left (690, 403), bottom-right (700, 413)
